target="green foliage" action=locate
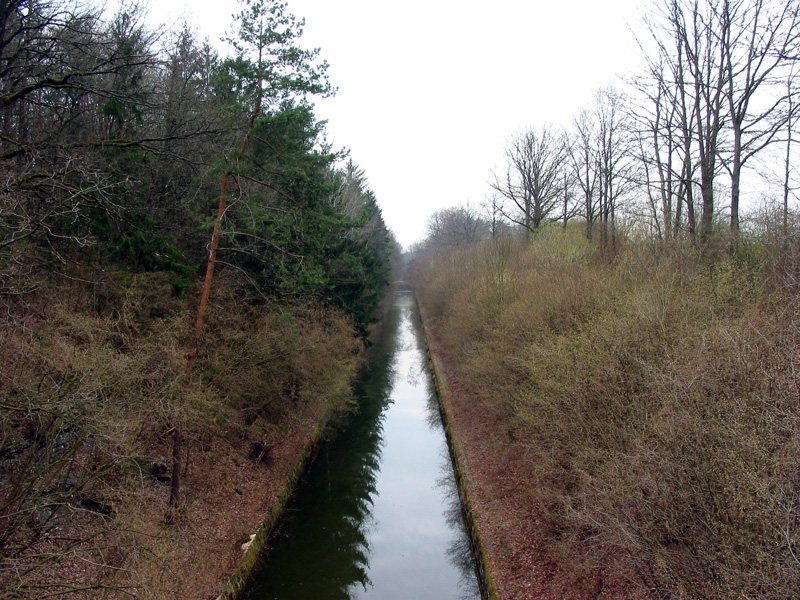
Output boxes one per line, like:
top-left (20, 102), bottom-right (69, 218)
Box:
top-left (113, 229), bottom-right (197, 295)
top-left (222, 104), bottom-right (395, 331)
top-left (225, 0), bottom-right (332, 108)
top-left (0, 0), bottom-right (393, 329)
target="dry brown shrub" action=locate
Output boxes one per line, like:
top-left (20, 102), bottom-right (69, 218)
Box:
top-left (414, 229), bottom-right (800, 598)
top-left (198, 283), bottom-right (361, 430)
top-left (520, 250), bottom-right (800, 597)
top-left (0, 269), bottom-right (192, 597)
top-left (1, 267), bottom-right (362, 597)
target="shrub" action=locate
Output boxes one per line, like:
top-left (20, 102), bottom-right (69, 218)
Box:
top-left (0, 267), bottom-right (362, 596)
top-left (413, 230), bottom-right (800, 598)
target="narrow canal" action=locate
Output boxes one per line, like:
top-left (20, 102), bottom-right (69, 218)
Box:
top-left (243, 292), bottom-right (481, 600)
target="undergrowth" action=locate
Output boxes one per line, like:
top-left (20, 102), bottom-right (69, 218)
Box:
top-left (413, 225), bottom-right (800, 599)
top-left (0, 268), bottom-right (361, 598)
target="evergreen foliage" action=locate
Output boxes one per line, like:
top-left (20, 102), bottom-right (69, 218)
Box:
top-left (0, 0), bottom-right (395, 331)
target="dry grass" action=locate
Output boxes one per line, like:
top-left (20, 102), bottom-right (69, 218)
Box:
top-left (414, 225), bottom-right (800, 599)
top-left (0, 268), bottom-right (361, 598)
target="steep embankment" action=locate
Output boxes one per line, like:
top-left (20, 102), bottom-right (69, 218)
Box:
top-left (419, 305), bottom-right (632, 600)
top-left (413, 231), bottom-right (800, 599)
top-left (0, 269), bottom-right (362, 599)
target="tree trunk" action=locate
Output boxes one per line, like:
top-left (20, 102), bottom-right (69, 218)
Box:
top-left (730, 123), bottom-right (742, 245)
top-left (174, 62), bottom-right (265, 516)
top-left (699, 157), bottom-right (715, 243)
top-left (167, 427), bottom-right (183, 519)
top-left (785, 91), bottom-right (793, 235)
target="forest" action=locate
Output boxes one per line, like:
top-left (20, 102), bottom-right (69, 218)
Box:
top-left (0, 0), bottom-right (396, 597)
top-left (411, 0), bottom-right (800, 598)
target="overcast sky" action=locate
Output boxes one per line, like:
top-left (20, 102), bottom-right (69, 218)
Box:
top-left (142, 0), bottom-right (647, 248)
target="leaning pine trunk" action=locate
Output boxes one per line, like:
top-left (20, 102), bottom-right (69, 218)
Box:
top-left (169, 70), bottom-right (266, 513)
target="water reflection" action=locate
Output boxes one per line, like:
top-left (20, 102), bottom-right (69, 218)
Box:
top-left (436, 452), bottom-right (482, 600)
top-left (244, 293), bottom-right (480, 600)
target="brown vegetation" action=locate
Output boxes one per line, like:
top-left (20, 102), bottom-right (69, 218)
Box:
top-left (414, 225), bottom-right (800, 599)
top-left (0, 268), bottom-right (361, 598)
top-left (0, 0), bottom-right (394, 595)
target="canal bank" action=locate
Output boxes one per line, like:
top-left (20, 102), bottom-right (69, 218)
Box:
top-left (225, 292), bottom-right (487, 600)
top-left (215, 418), bottom-right (330, 600)
top-left (417, 301), bottom-right (500, 600)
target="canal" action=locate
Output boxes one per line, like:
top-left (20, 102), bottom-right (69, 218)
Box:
top-left (243, 292), bottom-right (481, 600)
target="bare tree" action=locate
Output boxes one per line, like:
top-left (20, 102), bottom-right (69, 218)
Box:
top-left (568, 108), bottom-right (600, 239)
top-left (636, 0), bottom-right (800, 246)
top-left (784, 68), bottom-right (799, 232)
top-left (481, 192), bottom-right (511, 239)
top-left (594, 87), bottom-right (638, 252)
top-left (678, 0), bottom-right (729, 242)
top-left (630, 53), bottom-right (694, 240)
top-left (560, 168), bottom-right (579, 229)
top-left (491, 125), bottom-right (567, 240)
top-left (636, 0), bottom-right (725, 244)
top-left (720, 0), bottom-right (800, 241)
top-left (426, 203), bottom-right (488, 248)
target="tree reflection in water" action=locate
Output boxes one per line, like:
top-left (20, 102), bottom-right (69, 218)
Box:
top-left (436, 457), bottom-right (482, 600)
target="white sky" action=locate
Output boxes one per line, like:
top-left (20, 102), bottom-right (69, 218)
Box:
top-left (142, 0), bottom-right (647, 248)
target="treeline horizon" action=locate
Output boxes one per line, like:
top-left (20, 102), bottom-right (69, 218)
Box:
top-left (413, 0), bottom-right (799, 256)
top-left (0, 0), bottom-right (397, 329)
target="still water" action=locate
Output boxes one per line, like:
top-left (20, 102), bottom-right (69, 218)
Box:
top-left (243, 292), bottom-right (481, 600)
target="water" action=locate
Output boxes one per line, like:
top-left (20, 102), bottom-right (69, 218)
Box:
top-left (243, 292), bottom-right (481, 600)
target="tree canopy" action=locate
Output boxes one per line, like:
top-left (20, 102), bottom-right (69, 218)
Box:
top-left (0, 0), bottom-right (396, 330)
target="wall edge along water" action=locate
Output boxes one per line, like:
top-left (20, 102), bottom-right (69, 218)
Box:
top-left (414, 293), bottom-right (499, 600)
top-left (215, 280), bottom-right (403, 599)
top-left (215, 418), bottom-right (328, 600)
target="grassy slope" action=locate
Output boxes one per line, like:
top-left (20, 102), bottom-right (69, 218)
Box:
top-left (0, 268), bottom-right (361, 599)
top-left (413, 229), bottom-right (800, 599)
